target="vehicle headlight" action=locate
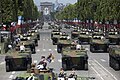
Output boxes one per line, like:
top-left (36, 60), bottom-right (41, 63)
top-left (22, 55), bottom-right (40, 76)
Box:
top-left (35, 30), bottom-right (37, 32)
top-left (115, 32), bottom-right (118, 34)
top-left (86, 32), bottom-right (89, 34)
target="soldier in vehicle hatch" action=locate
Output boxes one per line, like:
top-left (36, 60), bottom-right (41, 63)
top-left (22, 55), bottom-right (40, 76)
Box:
top-left (20, 43), bottom-right (25, 52)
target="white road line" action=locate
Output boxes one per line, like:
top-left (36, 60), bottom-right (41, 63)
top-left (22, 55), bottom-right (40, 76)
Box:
top-left (0, 61), bottom-right (5, 65)
top-left (43, 49), bottom-right (46, 51)
top-left (100, 59), bottom-right (106, 62)
top-left (34, 60), bottom-right (38, 63)
top-left (49, 49), bottom-right (52, 51)
top-left (58, 59), bottom-right (62, 62)
top-left (36, 49), bottom-right (40, 52)
top-left (9, 75), bottom-right (14, 79)
top-left (11, 71), bottom-right (15, 74)
top-left (91, 66), bottom-right (104, 80)
top-left (94, 59), bottom-right (118, 80)
top-left (51, 60), bottom-right (54, 62)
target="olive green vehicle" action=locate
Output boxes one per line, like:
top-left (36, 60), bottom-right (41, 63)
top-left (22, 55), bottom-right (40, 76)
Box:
top-left (13, 68), bottom-right (56, 80)
top-left (109, 45), bottom-right (120, 71)
top-left (0, 31), bottom-right (12, 54)
top-left (28, 29), bottom-right (40, 40)
top-left (62, 47), bottom-right (88, 70)
top-left (107, 31), bottom-right (119, 45)
top-left (5, 50), bottom-right (32, 72)
top-left (51, 30), bottom-right (61, 45)
top-left (24, 32), bottom-right (39, 46)
top-left (78, 31), bottom-right (92, 44)
top-left (57, 36), bottom-right (72, 53)
top-left (71, 29), bottom-right (79, 39)
top-left (18, 37), bottom-right (36, 54)
top-left (90, 32), bottom-right (109, 53)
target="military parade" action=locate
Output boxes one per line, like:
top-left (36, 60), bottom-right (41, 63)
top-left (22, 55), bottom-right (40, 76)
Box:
top-left (0, 0), bottom-right (120, 80)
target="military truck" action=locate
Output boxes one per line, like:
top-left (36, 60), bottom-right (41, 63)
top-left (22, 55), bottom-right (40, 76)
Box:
top-left (57, 34), bottom-right (71, 53)
top-left (109, 45), bottom-right (120, 71)
top-left (62, 46), bottom-right (88, 70)
top-left (71, 29), bottom-right (79, 39)
top-left (78, 31), bottom-right (91, 44)
top-left (51, 30), bottom-right (61, 45)
top-left (13, 65), bottom-right (56, 80)
top-left (90, 32), bottom-right (109, 53)
top-left (107, 30), bottom-right (119, 45)
top-left (5, 50), bottom-right (32, 72)
top-left (28, 29), bottom-right (40, 40)
top-left (18, 37), bottom-right (36, 54)
top-left (0, 31), bottom-right (12, 53)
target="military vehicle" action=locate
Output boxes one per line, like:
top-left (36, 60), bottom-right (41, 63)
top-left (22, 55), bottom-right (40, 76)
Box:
top-left (71, 29), bottom-right (79, 39)
top-left (51, 30), bottom-right (61, 45)
top-left (28, 29), bottom-right (40, 40)
top-left (0, 31), bottom-right (12, 53)
top-left (78, 31), bottom-right (91, 44)
top-left (107, 30), bottom-right (119, 45)
top-left (109, 45), bottom-right (120, 70)
top-left (57, 34), bottom-right (71, 53)
top-left (62, 46), bottom-right (88, 70)
top-left (13, 64), bottom-right (56, 80)
top-left (18, 37), bottom-right (36, 54)
top-left (90, 32), bottom-right (109, 53)
top-left (5, 50), bottom-right (32, 72)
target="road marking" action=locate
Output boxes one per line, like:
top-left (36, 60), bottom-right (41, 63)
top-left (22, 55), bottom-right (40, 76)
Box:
top-left (43, 49), bottom-right (46, 51)
top-left (49, 49), bottom-right (52, 51)
top-left (43, 39), bottom-right (45, 40)
top-left (0, 61), bottom-right (5, 65)
top-left (9, 75), bottom-right (14, 79)
top-left (34, 60), bottom-right (38, 63)
top-left (100, 59), bottom-right (106, 62)
top-left (36, 49), bottom-right (40, 52)
top-left (11, 71), bottom-right (15, 74)
top-left (91, 66), bottom-right (104, 80)
top-left (51, 60), bottom-right (54, 62)
top-left (58, 59), bottom-right (62, 62)
top-left (55, 49), bottom-right (57, 51)
top-left (94, 59), bottom-right (118, 80)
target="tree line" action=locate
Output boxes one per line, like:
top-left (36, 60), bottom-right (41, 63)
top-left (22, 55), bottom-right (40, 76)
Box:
top-left (1, 0), bottom-right (41, 23)
top-left (55, 0), bottom-right (120, 23)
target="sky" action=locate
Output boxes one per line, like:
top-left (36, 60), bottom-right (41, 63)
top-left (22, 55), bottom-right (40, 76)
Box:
top-left (33, 0), bottom-right (77, 6)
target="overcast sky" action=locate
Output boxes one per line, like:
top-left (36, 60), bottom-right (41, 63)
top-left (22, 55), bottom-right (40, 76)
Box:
top-left (34, 0), bottom-right (77, 6)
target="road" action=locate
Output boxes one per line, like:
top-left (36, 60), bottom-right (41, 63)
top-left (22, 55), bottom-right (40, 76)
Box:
top-left (0, 22), bottom-right (120, 80)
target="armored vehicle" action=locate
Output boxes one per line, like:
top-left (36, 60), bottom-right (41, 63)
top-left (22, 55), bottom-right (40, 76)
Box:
top-left (51, 30), bottom-right (61, 45)
top-left (18, 37), bottom-right (36, 54)
top-left (13, 66), bottom-right (56, 80)
top-left (28, 29), bottom-right (40, 40)
top-left (71, 29), bottom-right (79, 39)
top-left (5, 50), bottom-right (32, 72)
top-left (107, 30), bottom-right (119, 45)
top-left (57, 34), bottom-right (71, 53)
top-left (90, 32), bottom-right (109, 53)
top-left (23, 33), bottom-right (38, 46)
top-left (0, 31), bottom-right (12, 53)
top-left (78, 31), bottom-right (91, 44)
top-left (109, 45), bottom-right (120, 70)
top-left (62, 47), bottom-right (88, 70)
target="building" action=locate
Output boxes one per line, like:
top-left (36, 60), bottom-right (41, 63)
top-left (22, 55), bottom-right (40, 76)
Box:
top-left (40, 2), bottom-right (54, 13)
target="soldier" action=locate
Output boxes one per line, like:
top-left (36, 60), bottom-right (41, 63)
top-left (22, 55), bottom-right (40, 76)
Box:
top-left (20, 43), bottom-right (25, 52)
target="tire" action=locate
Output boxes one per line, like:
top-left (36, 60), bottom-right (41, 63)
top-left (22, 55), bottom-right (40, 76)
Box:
top-left (84, 64), bottom-right (88, 70)
top-left (62, 64), bottom-right (67, 71)
top-left (6, 65), bottom-right (10, 72)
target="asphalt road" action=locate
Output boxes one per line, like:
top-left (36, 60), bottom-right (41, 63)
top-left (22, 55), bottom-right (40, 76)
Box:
top-left (0, 22), bottom-right (120, 80)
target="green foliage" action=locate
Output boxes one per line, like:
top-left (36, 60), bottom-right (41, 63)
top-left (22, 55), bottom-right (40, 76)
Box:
top-left (55, 0), bottom-right (120, 22)
top-left (1, 0), bottom-right (40, 23)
